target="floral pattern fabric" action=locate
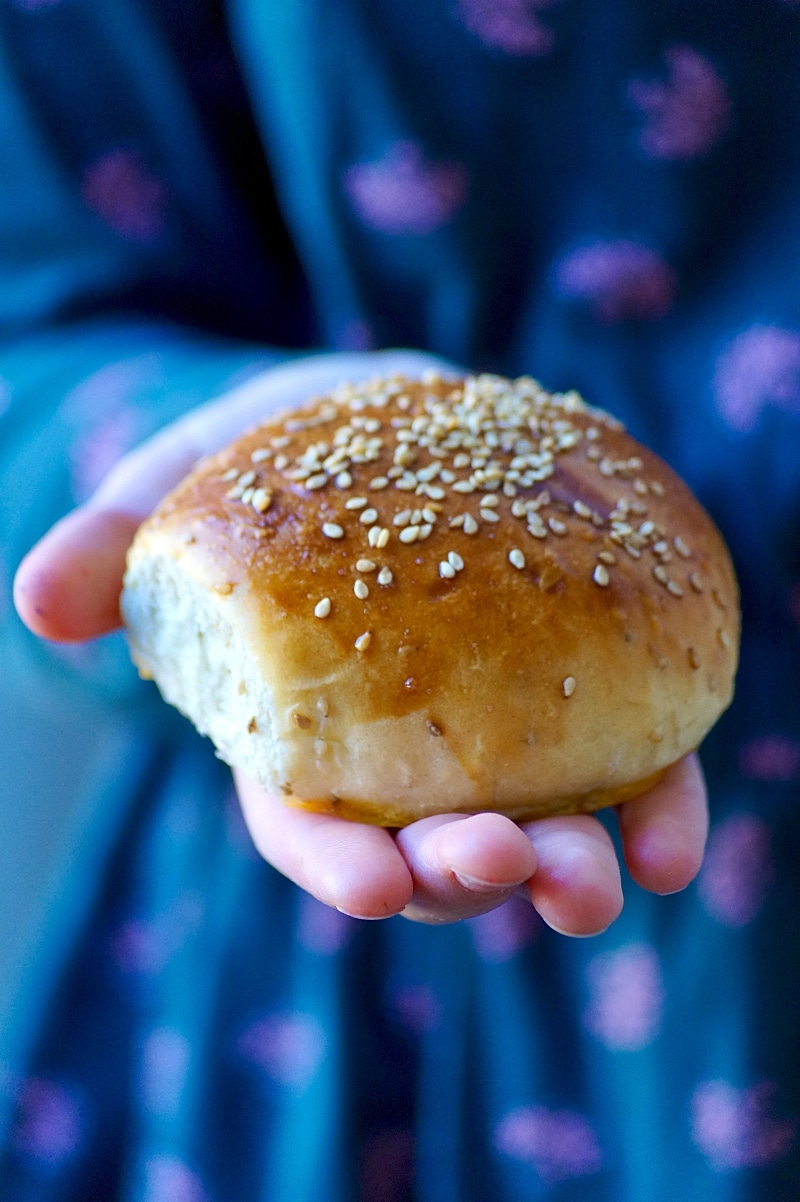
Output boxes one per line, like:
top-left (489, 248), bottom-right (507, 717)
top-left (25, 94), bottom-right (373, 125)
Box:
top-left (1, 1), bottom-right (799, 1198)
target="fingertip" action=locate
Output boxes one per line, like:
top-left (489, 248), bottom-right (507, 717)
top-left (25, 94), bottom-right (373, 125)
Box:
top-left (618, 755), bottom-right (709, 895)
top-left (14, 507), bottom-right (138, 642)
top-left (524, 817), bottom-right (624, 938)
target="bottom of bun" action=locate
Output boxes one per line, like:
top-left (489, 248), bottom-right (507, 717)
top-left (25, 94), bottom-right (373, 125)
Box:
top-left (284, 765), bottom-right (671, 828)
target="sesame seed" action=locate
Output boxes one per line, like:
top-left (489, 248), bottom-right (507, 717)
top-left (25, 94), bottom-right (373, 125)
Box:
top-left (355, 632), bottom-right (372, 653)
top-left (306, 472), bottom-right (328, 490)
top-left (421, 507), bottom-right (438, 523)
top-left (689, 572), bottom-right (703, 592)
top-left (393, 509), bottom-right (412, 527)
top-left (356, 559), bottom-right (377, 572)
top-left (369, 476), bottom-right (389, 490)
top-left (399, 525), bottom-right (420, 544)
top-left (314, 597), bottom-right (331, 618)
top-left (652, 565), bottom-right (669, 584)
top-left (593, 564), bottom-right (610, 587)
top-left (649, 480), bottom-right (665, 496)
top-left (462, 514), bottom-right (479, 535)
top-left (447, 551), bottom-right (464, 571)
top-left (251, 488), bottom-right (272, 513)
top-left (221, 467), bottom-right (239, 482)
top-left (226, 485), bottom-right (245, 499)
top-left (418, 523), bottom-right (433, 540)
top-left (354, 580), bottom-right (369, 600)
top-left (241, 487), bottom-right (254, 504)
top-left (480, 508), bottom-right (500, 522)
top-left (597, 550), bottom-right (616, 565)
top-left (251, 448), bottom-right (272, 463)
top-left (573, 500), bottom-right (592, 519)
top-left (439, 561), bottom-right (456, 579)
top-left (452, 480), bottom-right (476, 493)
top-left (674, 536), bottom-right (691, 559)
top-left (345, 497), bottom-right (368, 510)
top-left (563, 676), bottom-right (577, 698)
top-left (377, 567), bottom-right (393, 586)
top-left (666, 580), bottom-right (684, 597)
top-left (322, 522), bottom-right (344, 539)
top-left (274, 454), bottom-right (289, 470)
top-left (480, 494), bottom-right (499, 507)
top-left (335, 470), bottom-right (353, 488)
top-left (548, 517), bottom-right (567, 536)
top-left (376, 527), bottom-right (390, 548)
top-left (718, 628), bottom-right (730, 648)
top-left (360, 508), bottom-right (379, 525)
top-left (509, 548), bottom-right (526, 570)
top-left (238, 470), bottom-right (256, 487)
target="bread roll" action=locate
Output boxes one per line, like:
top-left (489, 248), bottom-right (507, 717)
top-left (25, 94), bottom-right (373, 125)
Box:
top-left (121, 372), bottom-right (739, 826)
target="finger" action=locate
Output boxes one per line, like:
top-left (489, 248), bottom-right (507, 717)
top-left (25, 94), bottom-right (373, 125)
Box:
top-left (235, 770), bottom-right (414, 919)
top-left (617, 754), bottom-right (708, 895)
top-left (522, 815), bottom-right (624, 937)
top-left (13, 350), bottom-right (455, 643)
top-left (395, 812), bottom-right (538, 924)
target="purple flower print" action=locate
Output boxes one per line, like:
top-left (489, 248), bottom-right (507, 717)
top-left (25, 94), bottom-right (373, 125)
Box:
top-left (691, 1080), bottom-right (796, 1171)
top-left (455, 0), bottom-right (563, 56)
top-left (297, 893), bottom-right (357, 956)
top-left (698, 814), bottom-right (773, 928)
top-left (739, 735), bottom-right (800, 783)
top-left (82, 149), bottom-right (167, 243)
top-left (494, 1104), bottom-right (603, 1183)
top-left (583, 942), bottom-right (665, 1051)
top-left (237, 1011), bottom-right (327, 1092)
top-left (713, 325), bottom-right (800, 432)
top-left (344, 142), bottom-right (468, 235)
top-left (387, 982), bottom-right (444, 1036)
top-left (628, 46), bottom-right (731, 160)
top-left (468, 896), bottom-right (541, 962)
top-left (11, 1078), bottom-right (84, 1168)
top-left (555, 240), bottom-right (676, 322)
top-left (141, 1156), bottom-right (209, 1202)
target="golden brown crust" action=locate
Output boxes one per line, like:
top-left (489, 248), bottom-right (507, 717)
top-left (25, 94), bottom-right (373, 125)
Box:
top-left (123, 372), bottom-right (739, 825)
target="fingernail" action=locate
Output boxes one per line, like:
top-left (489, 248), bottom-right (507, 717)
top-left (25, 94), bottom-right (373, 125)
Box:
top-left (453, 871), bottom-right (517, 894)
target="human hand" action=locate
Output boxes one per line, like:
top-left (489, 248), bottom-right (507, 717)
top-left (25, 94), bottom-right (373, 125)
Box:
top-left (13, 349), bottom-right (709, 934)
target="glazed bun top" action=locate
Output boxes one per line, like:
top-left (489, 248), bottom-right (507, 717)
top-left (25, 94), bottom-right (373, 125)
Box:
top-left (122, 372), bottom-right (739, 826)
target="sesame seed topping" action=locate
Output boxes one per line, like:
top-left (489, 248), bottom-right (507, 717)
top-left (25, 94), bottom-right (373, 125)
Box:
top-left (354, 579), bottom-right (369, 600)
top-left (399, 525), bottom-right (420, 544)
top-left (359, 508), bottom-right (379, 525)
top-left (463, 514), bottom-right (479, 535)
top-left (593, 564), bottom-right (610, 587)
top-left (439, 560), bottom-right (456, 579)
top-left (369, 476), bottom-right (389, 490)
top-left (355, 631), bottom-right (372, 653)
top-left (548, 517), bottom-right (567, 536)
top-left (251, 488), bottom-right (272, 513)
top-left (335, 470), bottom-right (353, 488)
top-left (221, 467), bottom-right (239, 482)
top-left (674, 536), bottom-right (691, 559)
top-left (322, 522), bottom-right (344, 539)
top-left (314, 597), bottom-right (331, 618)
top-left (447, 551), bottom-right (464, 571)
top-left (652, 565), bottom-right (669, 584)
top-left (345, 496), bottom-right (368, 510)
top-left (356, 558), bottom-right (377, 572)
top-left (251, 447), bottom-right (272, 463)
top-left (480, 508), bottom-right (500, 522)
top-left (666, 580), bottom-right (684, 597)
top-left (509, 548), bottom-right (526, 570)
top-left (689, 572), bottom-right (703, 592)
top-left (238, 470), bottom-right (256, 487)
top-left (377, 567), bottom-right (393, 586)
top-left (563, 676), bottom-right (577, 697)
top-left (597, 550), bottom-right (616, 565)
top-left (718, 628), bottom-right (730, 649)
top-left (573, 500), bottom-right (592, 519)
top-left (376, 527), bottom-right (390, 548)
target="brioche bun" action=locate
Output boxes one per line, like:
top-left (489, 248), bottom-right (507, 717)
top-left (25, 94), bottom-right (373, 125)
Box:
top-left (121, 372), bottom-right (739, 826)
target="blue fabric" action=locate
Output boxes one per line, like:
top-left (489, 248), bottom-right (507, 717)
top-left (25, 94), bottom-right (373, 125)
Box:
top-left (1, 2), bottom-right (799, 1198)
